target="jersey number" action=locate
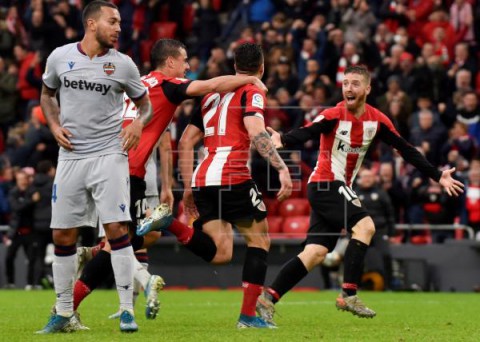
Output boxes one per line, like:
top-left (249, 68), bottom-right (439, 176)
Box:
top-left (203, 93), bottom-right (235, 137)
top-left (338, 185), bottom-right (358, 201)
top-left (249, 188), bottom-right (261, 207)
top-left (135, 198), bottom-right (148, 222)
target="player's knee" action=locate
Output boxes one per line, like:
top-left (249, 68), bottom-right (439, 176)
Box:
top-left (302, 244), bottom-right (328, 267)
top-left (211, 247), bottom-right (233, 264)
top-left (353, 216), bottom-right (376, 239)
top-left (52, 229), bottom-right (77, 246)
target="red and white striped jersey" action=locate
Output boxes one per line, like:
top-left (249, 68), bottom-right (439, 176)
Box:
top-left (191, 84), bottom-right (266, 187)
top-left (282, 101), bottom-right (442, 187)
top-left (122, 71), bottom-right (192, 178)
top-left (307, 102), bottom-right (397, 186)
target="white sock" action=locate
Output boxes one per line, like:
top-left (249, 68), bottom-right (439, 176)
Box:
top-left (111, 246), bottom-right (135, 311)
top-left (53, 254), bottom-right (77, 316)
top-left (133, 258), bottom-right (151, 289)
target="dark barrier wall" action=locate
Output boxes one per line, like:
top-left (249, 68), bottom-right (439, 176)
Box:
top-left (1, 238), bottom-right (480, 292)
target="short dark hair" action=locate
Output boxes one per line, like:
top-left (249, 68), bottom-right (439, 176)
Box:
top-left (234, 43), bottom-right (263, 74)
top-left (150, 39), bottom-right (186, 69)
top-left (82, 0), bottom-right (118, 28)
top-left (344, 65), bottom-right (371, 84)
top-left (36, 160), bottom-right (54, 174)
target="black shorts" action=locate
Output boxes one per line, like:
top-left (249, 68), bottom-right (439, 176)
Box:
top-left (193, 180), bottom-right (267, 225)
top-left (129, 175), bottom-right (147, 227)
top-left (306, 181), bottom-right (369, 251)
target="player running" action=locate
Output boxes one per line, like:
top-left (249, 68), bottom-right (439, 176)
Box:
top-left (137, 42), bottom-right (292, 328)
top-left (254, 65), bottom-right (464, 325)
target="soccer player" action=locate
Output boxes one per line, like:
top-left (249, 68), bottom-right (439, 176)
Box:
top-left (37, 1), bottom-right (152, 333)
top-left (255, 65), bottom-right (464, 324)
top-left (71, 38), bottom-right (270, 321)
top-left (138, 42), bottom-right (293, 328)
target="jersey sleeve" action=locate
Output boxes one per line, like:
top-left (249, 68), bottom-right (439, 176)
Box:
top-left (124, 56), bottom-right (147, 100)
top-left (281, 110), bottom-right (337, 147)
top-left (42, 49), bottom-right (60, 90)
top-left (161, 78), bottom-right (194, 105)
top-left (242, 88), bottom-right (266, 119)
top-left (376, 117), bottom-right (442, 182)
top-left (189, 97), bottom-right (204, 132)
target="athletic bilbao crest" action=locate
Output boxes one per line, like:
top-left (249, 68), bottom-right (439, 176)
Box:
top-left (103, 62), bottom-right (116, 76)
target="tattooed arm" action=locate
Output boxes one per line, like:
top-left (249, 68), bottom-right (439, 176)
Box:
top-left (244, 116), bottom-right (292, 201)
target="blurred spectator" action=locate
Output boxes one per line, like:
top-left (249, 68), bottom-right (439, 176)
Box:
top-left (28, 160), bottom-right (55, 289)
top-left (334, 41), bottom-right (361, 87)
top-left (4, 170), bottom-right (35, 289)
top-left (13, 43), bottom-right (42, 120)
top-left (342, 0), bottom-right (376, 45)
top-left (355, 168), bottom-right (395, 288)
top-left (409, 109), bottom-right (448, 165)
top-left (185, 56), bottom-right (201, 80)
top-left (421, 9), bottom-right (455, 54)
top-left (5, 106), bottom-right (57, 167)
top-left (193, 0), bottom-right (221, 63)
top-left (411, 177), bottom-right (460, 242)
top-left (378, 161), bottom-right (408, 224)
top-left (0, 57), bottom-right (18, 141)
top-left (441, 121), bottom-right (478, 169)
top-left (267, 55), bottom-right (298, 96)
top-left (0, 9), bottom-right (15, 59)
top-left (415, 41), bottom-right (448, 103)
top-left (275, 87), bottom-right (304, 129)
top-left (409, 95), bottom-right (440, 129)
top-left (378, 0), bottom-right (409, 34)
top-left (440, 69), bottom-right (474, 126)
top-left (406, 0), bottom-right (435, 41)
top-left (377, 75), bottom-right (413, 137)
top-left (372, 22), bottom-right (393, 59)
top-left (449, 0), bottom-right (475, 44)
top-left (463, 158), bottom-right (480, 238)
top-left (454, 91), bottom-right (480, 144)
top-left (446, 42), bottom-right (477, 85)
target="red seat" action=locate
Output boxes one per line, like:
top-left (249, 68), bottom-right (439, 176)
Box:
top-left (278, 198), bottom-right (310, 217)
top-left (150, 22), bottom-right (177, 41)
top-left (182, 4), bottom-right (195, 33)
top-left (263, 198), bottom-right (279, 216)
top-left (267, 216), bottom-right (283, 238)
top-left (282, 216), bottom-right (309, 239)
top-left (140, 40), bottom-right (154, 64)
top-left (289, 179), bottom-right (303, 198)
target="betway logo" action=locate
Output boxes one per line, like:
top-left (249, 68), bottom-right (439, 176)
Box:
top-left (63, 77), bottom-right (111, 95)
top-left (337, 141), bottom-right (367, 153)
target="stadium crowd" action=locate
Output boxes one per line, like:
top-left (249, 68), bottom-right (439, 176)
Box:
top-left (1, 0), bottom-right (480, 290)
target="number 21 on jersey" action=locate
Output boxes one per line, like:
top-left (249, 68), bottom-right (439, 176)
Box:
top-left (202, 92), bottom-right (235, 137)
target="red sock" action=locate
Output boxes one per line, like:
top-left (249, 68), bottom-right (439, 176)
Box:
top-left (240, 282), bottom-right (263, 316)
top-left (73, 280), bottom-right (92, 311)
top-left (169, 219), bottom-right (194, 244)
top-left (91, 241), bottom-right (105, 258)
top-left (266, 287), bottom-right (280, 303)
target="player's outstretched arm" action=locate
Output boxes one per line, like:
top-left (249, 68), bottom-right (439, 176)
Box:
top-left (178, 124), bottom-right (204, 218)
top-left (120, 94), bottom-right (152, 151)
top-left (244, 116), bottom-right (292, 201)
top-left (377, 122), bottom-right (464, 197)
top-left (439, 167), bottom-right (464, 197)
top-left (186, 75), bottom-right (267, 96)
top-left (158, 130), bottom-right (174, 209)
top-left (41, 84), bottom-right (73, 151)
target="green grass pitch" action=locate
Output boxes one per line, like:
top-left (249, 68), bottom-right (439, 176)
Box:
top-left (1, 290), bottom-right (479, 341)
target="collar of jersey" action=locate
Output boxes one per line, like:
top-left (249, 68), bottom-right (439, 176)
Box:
top-left (77, 43), bottom-right (109, 58)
